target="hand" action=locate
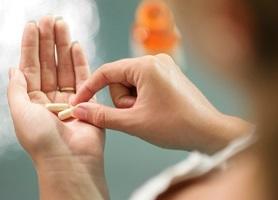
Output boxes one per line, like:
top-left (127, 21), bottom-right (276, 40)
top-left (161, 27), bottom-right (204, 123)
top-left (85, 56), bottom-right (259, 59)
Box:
top-left (8, 16), bottom-right (107, 200)
top-left (72, 54), bottom-right (251, 153)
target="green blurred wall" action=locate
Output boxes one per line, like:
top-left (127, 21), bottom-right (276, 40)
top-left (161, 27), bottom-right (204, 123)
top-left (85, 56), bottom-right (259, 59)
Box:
top-left (0, 0), bottom-right (246, 200)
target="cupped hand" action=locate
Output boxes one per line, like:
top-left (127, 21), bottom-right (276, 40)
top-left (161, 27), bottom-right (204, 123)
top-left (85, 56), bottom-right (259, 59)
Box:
top-left (72, 54), bottom-right (250, 153)
top-left (8, 16), bottom-right (107, 199)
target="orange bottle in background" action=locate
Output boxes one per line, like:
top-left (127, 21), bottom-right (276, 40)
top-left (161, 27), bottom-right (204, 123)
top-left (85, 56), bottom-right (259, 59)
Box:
top-left (131, 0), bottom-right (184, 65)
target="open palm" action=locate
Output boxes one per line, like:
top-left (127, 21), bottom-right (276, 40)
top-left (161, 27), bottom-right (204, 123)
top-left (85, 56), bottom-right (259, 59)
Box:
top-left (8, 16), bottom-right (104, 164)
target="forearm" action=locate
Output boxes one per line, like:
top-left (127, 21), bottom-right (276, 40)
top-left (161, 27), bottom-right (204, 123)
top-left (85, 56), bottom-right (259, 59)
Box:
top-left (192, 113), bottom-right (253, 154)
top-left (35, 155), bottom-right (109, 200)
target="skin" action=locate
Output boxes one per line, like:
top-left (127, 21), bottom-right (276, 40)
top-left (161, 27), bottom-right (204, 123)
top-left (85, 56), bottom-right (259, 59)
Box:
top-left (70, 0), bottom-right (262, 199)
top-left (157, 147), bottom-right (266, 200)
top-left (8, 16), bottom-right (108, 200)
top-left (169, 0), bottom-right (256, 80)
top-left (7, 0), bottom-right (266, 199)
top-left (71, 54), bottom-right (251, 153)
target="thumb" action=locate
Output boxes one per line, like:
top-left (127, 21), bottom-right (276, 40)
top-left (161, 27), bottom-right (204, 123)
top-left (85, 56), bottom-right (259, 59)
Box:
top-left (8, 68), bottom-right (30, 116)
top-left (109, 83), bottom-right (136, 108)
top-left (72, 102), bottom-right (131, 130)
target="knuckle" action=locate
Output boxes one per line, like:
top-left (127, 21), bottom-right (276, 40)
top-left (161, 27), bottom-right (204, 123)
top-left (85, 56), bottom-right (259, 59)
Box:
top-left (83, 84), bottom-right (94, 95)
top-left (161, 53), bottom-right (175, 60)
top-left (144, 55), bottom-right (156, 65)
top-left (89, 105), bottom-right (106, 128)
top-left (140, 55), bottom-right (158, 72)
top-left (100, 63), bottom-right (112, 71)
top-left (22, 65), bottom-right (39, 75)
top-left (156, 53), bottom-right (169, 58)
top-left (28, 91), bottom-right (43, 102)
top-left (155, 53), bottom-right (174, 63)
top-left (59, 63), bottom-right (73, 71)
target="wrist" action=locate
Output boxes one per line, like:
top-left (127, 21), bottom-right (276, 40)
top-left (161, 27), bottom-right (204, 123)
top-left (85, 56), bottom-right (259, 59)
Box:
top-left (204, 113), bottom-right (253, 153)
top-left (35, 154), bottom-right (109, 200)
top-left (180, 110), bottom-right (253, 154)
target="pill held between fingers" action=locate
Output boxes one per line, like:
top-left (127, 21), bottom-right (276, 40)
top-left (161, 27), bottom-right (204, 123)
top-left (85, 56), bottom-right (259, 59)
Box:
top-left (45, 103), bottom-right (71, 112)
top-left (58, 107), bottom-right (74, 121)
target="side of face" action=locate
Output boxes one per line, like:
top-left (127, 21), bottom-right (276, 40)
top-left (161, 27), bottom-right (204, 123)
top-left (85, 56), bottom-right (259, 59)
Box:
top-left (171, 0), bottom-right (256, 81)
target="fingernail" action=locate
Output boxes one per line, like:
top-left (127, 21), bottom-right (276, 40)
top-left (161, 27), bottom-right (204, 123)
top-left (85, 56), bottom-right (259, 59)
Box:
top-left (55, 16), bottom-right (63, 21)
top-left (72, 41), bottom-right (79, 46)
top-left (72, 106), bottom-right (88, 120)
top-left (27, 20), bottom-right (37, 25)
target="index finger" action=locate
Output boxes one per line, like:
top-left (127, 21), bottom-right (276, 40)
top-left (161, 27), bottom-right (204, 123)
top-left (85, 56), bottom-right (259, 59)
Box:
top-left (71, 57), bottom-right (142, 105)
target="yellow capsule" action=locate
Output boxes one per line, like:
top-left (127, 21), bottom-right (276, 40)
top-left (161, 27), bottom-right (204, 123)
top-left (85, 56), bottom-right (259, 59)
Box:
top-left (45, 103), bottom-right (71, 112)
top-left (58, 107), bottom-right (74, 121)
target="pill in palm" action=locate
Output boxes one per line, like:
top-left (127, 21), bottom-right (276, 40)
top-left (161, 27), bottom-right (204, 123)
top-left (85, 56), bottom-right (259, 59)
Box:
top-left (45, 103), bottom-right (71, 112)
top-left (58, 107), bottom-right (74, 121)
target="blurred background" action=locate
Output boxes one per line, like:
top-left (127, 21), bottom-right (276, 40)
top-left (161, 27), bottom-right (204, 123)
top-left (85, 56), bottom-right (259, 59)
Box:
top-left (0, 0), bottom-right (246, 199)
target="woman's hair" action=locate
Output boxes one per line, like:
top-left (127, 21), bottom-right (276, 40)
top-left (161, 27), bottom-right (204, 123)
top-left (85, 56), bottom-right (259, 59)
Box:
top-left (248, 1), bottom-right (278, 199)
top-left (248, 0), bottom-right (278, 63)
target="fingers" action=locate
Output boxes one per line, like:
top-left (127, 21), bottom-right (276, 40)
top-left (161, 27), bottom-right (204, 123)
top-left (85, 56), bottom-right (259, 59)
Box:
top-left (20, 22), bottom-right (40, 92)
top-left (72, 102), bottom-right (131, 130)
top-left (8, 69), bottom-right (31, 116)
top-left (55, 18), bottom-right (75, 90)
top-left (109, 84), bottom-right (136, 108)
top-left (38, 16), bottom-right (57, 93)
top-left (72, 57), bottom-right (142, 105)
top-left (72, 42), bottom-right (90, 91)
